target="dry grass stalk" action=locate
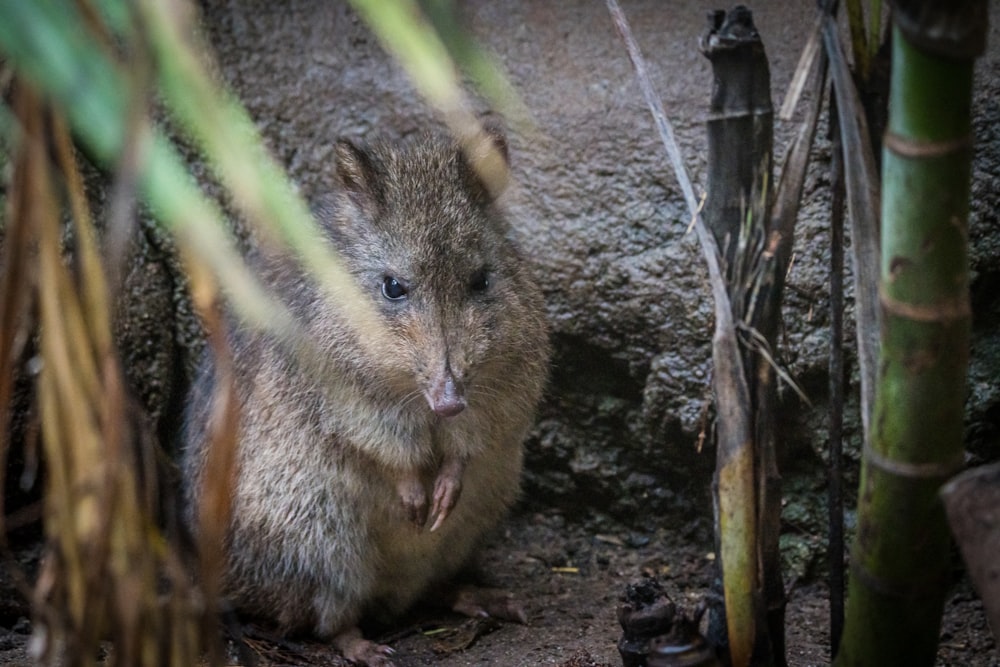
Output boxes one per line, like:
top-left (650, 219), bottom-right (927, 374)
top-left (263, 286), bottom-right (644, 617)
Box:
top-left (3, 81), bottom-right (207, 666)
top-left (0, 87), bottom-right (36, 537)
top-left (181, 248), bottom-right (240, 667)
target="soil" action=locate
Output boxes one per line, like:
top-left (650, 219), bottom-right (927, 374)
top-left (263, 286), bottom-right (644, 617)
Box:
top-left (0, 508), bottom-right (995, 666)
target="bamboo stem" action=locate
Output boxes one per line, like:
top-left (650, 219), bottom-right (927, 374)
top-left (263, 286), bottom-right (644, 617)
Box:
top-left (836, 7), bottom-right (982, 662)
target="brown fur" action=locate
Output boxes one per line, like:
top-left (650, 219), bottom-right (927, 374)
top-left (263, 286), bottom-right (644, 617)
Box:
top-left (181, 131), bottom-right (549, 658)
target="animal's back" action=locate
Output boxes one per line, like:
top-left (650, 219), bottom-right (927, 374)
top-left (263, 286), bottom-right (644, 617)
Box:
top-left (181, 129), bottom-right (549, 659)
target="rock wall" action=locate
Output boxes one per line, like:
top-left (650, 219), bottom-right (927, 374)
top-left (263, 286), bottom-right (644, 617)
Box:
top-left (115, 0), bottom-right (1000, 524)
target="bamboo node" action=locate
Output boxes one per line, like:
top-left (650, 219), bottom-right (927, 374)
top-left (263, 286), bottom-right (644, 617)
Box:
top-left (863, 443), bottom-right (964, 480)
top-left (848, 558), bottom-right (952, 600)
top-left (883, 131), bottom-right (972, 159)
top-left (878, 284), bottom-right (970, 323)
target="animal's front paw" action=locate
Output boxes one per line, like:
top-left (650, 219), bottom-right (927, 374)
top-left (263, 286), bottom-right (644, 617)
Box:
top-left (396, 474), bottom-right (428, 527)
top-left (429, 457), bottom-right (465, 532)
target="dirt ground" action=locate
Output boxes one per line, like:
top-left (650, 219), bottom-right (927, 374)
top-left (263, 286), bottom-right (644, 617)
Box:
top-left (251, 509), bottom-right (998, 667)
top-left (222, 507), bottom-right (1000, 667)
top-left (1, 507), bottom-right (993, 666)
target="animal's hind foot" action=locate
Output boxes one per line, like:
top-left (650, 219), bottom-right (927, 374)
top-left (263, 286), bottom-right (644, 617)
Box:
top-left (449, 585), bottom-right (528, 624)
top-left (334, 626), bottom-right (397, 666)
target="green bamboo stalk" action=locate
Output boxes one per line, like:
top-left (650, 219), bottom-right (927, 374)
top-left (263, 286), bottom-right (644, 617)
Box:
top-left (835, 2), bottom-right (985, 662)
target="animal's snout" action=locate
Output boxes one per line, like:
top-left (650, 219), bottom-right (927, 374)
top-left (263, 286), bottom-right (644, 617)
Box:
top-left (427, 372), bottom-right (467, 418)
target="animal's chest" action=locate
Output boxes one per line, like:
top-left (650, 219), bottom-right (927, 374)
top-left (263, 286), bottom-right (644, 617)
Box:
top-left (367, 438), bottom-right (523, 615)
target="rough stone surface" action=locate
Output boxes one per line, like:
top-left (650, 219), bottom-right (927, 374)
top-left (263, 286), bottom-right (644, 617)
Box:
top-left (110, 0), bottom-right (1000, 523)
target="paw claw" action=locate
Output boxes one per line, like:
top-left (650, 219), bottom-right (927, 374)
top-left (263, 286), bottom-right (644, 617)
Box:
top-left (428, 465), bottom-right (462, 531)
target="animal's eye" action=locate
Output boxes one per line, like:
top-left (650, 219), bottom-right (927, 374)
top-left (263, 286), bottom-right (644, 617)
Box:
top-left (381, 276), bottom-right (408, 300)
top-left (469, 269), bottom-right (490, 294)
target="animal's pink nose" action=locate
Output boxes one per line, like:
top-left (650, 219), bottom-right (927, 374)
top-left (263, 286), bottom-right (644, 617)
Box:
top-left (428, 374), bottom-right (466, 418)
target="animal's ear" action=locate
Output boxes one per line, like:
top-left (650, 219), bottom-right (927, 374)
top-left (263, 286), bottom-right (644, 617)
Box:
top-left (464, 119), bottom-right (510, 201)
top-left (334, 139), bottom-right (383, 211)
